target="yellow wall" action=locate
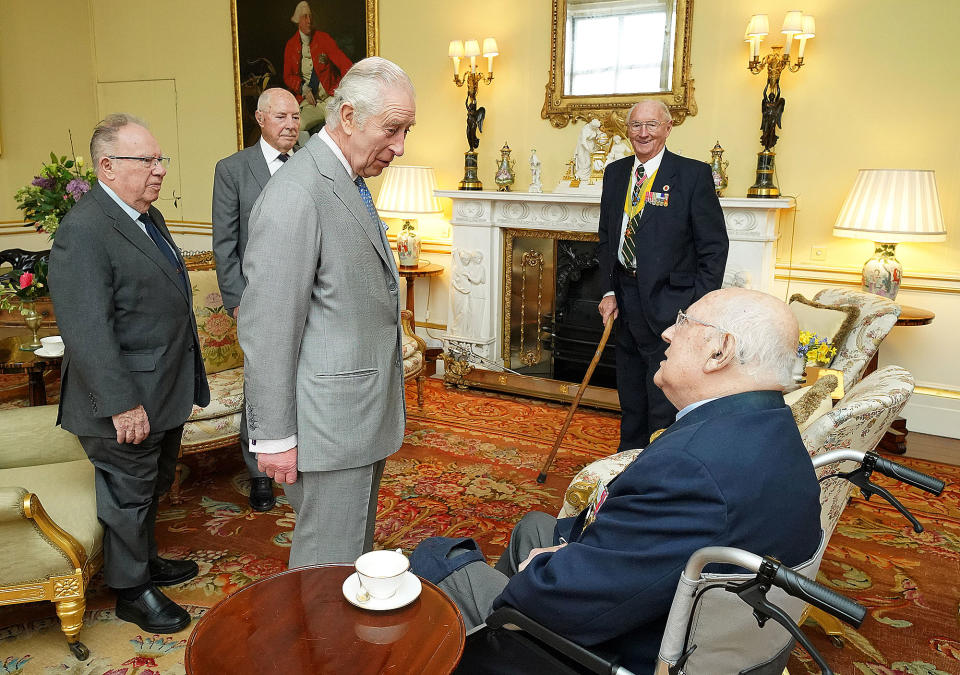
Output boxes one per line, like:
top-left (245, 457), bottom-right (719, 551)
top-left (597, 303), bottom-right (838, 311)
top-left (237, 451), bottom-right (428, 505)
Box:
top-left (2, 0), bottom-right (956, 274)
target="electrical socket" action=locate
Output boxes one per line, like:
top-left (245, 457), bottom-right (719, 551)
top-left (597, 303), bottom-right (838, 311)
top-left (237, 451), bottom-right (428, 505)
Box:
top-left (810, 246), bottom-right (827, 261)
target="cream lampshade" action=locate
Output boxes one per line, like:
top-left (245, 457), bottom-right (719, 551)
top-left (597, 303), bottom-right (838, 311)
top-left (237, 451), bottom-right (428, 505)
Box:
top-left (375, 166), bottom-right (442, 268)
top-left (832, 169), bottom-right (947, 299)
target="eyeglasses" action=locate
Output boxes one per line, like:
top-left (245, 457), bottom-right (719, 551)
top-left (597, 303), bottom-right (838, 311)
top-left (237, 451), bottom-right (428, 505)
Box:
top-left (675, 309), bottom-right (729, 336)
top-left (107, 155), bottom-right (171, 169)
top-left (628, 121), bottom-right (665, 132)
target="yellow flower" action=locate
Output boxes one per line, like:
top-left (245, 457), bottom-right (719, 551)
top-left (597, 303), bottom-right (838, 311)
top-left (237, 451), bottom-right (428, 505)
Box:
top-left (76, 156), bottom-right (84, 167)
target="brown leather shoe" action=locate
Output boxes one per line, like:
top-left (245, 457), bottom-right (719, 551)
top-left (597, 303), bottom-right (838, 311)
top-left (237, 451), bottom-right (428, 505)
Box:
top-left (115, 585), bottom-right (191, 633)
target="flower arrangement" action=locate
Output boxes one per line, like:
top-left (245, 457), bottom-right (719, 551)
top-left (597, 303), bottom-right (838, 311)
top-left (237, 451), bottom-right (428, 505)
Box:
top-left (0, 260), bottom-right (49, 313)
top-left (798, 330), bottom-right (837, 366)
top-left (14, 142), bottom-right (96, 239)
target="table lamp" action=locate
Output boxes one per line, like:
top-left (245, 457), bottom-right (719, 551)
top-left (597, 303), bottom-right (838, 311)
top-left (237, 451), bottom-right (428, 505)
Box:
top-left (832, 169), bottom-right (946, 299)
top-left (375, 165), bottom-right (442, 268)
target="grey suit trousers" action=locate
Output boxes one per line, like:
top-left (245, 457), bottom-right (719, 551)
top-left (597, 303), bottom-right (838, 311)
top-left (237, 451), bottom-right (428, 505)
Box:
top-left (283, 459), bottom-right (387, 568)
top-left (427, 511), bottom-right (556, 631)
top-left (79, 426), bottom-right (184, 588)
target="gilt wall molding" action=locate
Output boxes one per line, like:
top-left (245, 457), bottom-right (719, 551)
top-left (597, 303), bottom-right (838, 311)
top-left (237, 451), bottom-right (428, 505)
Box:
top-left (775, 263), bottom-right (960, 295)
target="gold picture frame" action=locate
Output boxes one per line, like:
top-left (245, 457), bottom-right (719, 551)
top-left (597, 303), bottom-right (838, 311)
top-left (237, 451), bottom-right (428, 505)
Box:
top-left (542, 0), bottom-right (697, 129)
top-left (231, 0), bottom-right (379, 150)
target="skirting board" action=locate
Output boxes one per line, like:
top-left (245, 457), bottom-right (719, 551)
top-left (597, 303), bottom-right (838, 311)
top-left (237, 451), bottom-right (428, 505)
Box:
top-left (902, 392), bottom-right (960, 440)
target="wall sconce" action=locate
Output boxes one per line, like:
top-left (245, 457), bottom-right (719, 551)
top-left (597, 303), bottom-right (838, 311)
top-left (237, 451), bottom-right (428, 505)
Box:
top-left (744, 11), bottom-right (815, 197)
top-left (448, 37), bottom-right (499, 190)
top-left (832, 169), bottom-right (947, 300)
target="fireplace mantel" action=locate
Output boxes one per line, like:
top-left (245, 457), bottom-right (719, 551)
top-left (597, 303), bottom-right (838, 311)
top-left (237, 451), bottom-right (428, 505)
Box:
top-left (436, 189), bottom-right (794, 373)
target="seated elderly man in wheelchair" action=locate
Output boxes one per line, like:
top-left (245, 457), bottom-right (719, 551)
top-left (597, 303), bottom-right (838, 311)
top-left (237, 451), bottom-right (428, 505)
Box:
top-left (410, 288), bottom-right (823, 674)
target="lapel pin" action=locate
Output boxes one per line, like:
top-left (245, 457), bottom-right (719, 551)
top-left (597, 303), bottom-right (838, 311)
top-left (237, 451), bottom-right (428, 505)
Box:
top-left (663, 184), bottom-right (670, 192)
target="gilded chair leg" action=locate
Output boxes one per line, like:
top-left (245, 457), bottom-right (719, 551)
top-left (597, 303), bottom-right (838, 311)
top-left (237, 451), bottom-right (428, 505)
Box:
top-left (806, 605), bottom-right (845, 648)
top-left (416, 375), bottom-right (424, 409)
top-left (55, 597), bottom-right (90, 660)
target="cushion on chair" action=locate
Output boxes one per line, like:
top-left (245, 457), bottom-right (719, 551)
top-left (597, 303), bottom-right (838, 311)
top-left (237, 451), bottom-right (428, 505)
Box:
top-left (403, 350), bottom-right (424, 378)
top-left (789, 294), bottom-right (860, 366)
top-left (0, 406), bottom-right (86, 470)
top-left (187, 367), bottom-right (244, 422)
top-left (189, 268), bottom-right (244, 374)
top-left (182, 412), bottom-right (242, 449)
top-left (558, 447), bottom-right (644, 518)
top-left (784, 375), bottom-right (838, 432)
top-left (0, 460), bottom-right (102, 584)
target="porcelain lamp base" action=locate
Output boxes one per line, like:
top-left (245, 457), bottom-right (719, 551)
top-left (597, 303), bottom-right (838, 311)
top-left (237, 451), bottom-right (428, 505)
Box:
top-left (861, 242), bottom-right (902, 300)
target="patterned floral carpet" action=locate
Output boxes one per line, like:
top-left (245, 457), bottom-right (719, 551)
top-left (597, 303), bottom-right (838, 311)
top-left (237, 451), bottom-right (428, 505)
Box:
top-left (0, 376), bottom-right (957, 674)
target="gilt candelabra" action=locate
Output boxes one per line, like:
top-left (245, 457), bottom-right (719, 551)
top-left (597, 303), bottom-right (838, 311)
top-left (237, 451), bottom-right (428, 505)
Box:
top-left (744, 12), bottom-right (815, 197)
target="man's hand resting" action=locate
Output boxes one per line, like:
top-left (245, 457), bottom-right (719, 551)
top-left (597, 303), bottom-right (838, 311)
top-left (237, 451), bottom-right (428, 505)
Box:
top-left (112, 405), bottom-right (150, 445)
top-left (599, 295), bottom-right (618, 324)
top-left (517, 543), bottom-right (567, 573)
top-left (258, 447), bottom-right (299, 485)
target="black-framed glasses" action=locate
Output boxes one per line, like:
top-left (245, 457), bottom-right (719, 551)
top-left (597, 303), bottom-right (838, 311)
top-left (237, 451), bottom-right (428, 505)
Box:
top-left (628, 121), bottom-right (664, 132)
top-left (107, 155), bottom-right (171, 169)
top-left (675, 309), bottom-right (729, 335)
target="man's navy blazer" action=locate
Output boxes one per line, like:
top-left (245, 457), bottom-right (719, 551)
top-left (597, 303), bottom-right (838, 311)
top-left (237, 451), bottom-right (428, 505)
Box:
top-left (493, 390), bottom-right (822, 673)
top-left (597, 149), bottom-right (729, 337)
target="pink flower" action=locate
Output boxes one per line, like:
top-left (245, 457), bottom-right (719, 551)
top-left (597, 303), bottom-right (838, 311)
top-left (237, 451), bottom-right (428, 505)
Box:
top-left (18, 272), bottom-right (34, 289)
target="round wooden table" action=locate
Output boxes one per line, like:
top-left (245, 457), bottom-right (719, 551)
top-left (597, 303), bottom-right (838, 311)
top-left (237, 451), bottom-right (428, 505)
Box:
top-left (185, 564), bottom-right (465, 675)
top-left (397, 261), bottom-right (443, 330)
top-left (0, 326), bottom-right (61, 406)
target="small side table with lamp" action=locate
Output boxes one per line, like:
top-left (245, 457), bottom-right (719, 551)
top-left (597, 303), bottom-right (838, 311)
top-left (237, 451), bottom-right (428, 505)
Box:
top-left (833, 169), bottom-right (946, 454)
top-left (375, 165), bottom-right (445, 332)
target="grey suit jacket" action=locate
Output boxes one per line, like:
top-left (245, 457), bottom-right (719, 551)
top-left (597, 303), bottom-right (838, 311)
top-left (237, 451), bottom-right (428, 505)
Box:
top-left (238, 134), bottom-right (405, 472)
top-left (212, 144), bottom-right (272, 313)
top-left (49, 184), bottom-right (210, 437)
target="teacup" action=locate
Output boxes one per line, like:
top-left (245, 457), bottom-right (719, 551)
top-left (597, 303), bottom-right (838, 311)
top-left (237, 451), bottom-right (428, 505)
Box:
top-left (355, 549), bottom-right (409, 600)
top-left (40, 335), bottom-right (63, 353)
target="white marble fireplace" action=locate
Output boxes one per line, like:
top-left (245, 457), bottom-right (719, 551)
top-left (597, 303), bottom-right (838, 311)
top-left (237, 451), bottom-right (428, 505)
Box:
top-left (436, 189), bottom-right (794, 371)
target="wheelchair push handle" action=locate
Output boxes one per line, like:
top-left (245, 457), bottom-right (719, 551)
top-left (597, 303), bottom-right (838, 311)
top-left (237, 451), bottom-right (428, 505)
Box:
top-left (770, 561), bottom-right (866, 628)
top-left (872, 455), bottom-right (944, 495)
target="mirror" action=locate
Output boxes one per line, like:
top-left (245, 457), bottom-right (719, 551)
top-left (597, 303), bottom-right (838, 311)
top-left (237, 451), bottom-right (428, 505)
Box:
top-left (543, 0), bottom-right (696, 128)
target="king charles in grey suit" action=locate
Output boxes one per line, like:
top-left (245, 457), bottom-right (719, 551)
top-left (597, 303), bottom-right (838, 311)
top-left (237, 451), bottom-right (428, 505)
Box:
top-left (212, 88), bottom-right (301, 512)
top-left (238, 57), bottom-right (416, 567)
top-left (49, 114), bottom-right (209, 634)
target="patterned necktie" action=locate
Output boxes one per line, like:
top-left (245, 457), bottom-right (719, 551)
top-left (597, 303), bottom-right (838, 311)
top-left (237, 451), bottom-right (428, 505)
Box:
top-left (139, 213), bottom-right (189, 295)
top-left (620, 163), bottom-right (646, 269)
top-left (355, 176), bottom-right (381, 225)
top-left (278, 153), bottom-right (289, 163)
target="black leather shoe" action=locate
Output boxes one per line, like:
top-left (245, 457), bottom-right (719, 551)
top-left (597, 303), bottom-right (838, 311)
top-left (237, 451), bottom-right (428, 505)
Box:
top-left (249, 477), bottom-right (276, 512)
top-left (149, 556), bottom-right (199, 586)
top-left (115, 585), bottom-right (191, 633)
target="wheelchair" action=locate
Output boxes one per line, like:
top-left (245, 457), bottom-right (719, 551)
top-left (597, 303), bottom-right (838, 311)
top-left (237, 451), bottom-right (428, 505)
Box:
top-left (454, 449), bottom-right (944, 675)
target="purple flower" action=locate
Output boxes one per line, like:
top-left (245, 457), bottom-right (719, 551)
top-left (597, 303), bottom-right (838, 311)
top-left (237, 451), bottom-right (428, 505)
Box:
top-left (31, 176), bottom-right (55, 190)
top-left (66, 178), bottom-right (91, 200)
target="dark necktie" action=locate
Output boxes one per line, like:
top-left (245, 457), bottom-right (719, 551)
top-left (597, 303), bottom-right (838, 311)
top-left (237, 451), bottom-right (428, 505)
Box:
top-left (278, 153), bottom-right (289, 163)
top-left (139, 213), bottom-right (189, 296)
top-left (620, 163), bottom-right (646, 269)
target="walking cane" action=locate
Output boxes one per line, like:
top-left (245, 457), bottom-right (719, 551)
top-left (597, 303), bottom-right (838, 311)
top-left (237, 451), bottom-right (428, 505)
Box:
top-left (537, 315), bottom-right (614, 483)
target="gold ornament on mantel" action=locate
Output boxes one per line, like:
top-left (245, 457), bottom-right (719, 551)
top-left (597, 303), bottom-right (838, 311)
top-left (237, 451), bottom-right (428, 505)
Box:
top-left (709, 141), bottom-right (729, 196)
top-left (494, 142), bottom-right (516, 192)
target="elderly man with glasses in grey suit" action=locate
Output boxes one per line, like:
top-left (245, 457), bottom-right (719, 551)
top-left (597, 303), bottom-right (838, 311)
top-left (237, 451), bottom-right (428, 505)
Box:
top-left (238, 57), bottom-right (415, 567)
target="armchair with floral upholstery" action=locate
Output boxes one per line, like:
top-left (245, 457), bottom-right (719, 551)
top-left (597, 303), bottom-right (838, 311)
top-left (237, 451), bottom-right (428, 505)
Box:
top-left (0, 405), bottom-right (103, 660)
top-left (169, 252), bottom-right (244, 503)
top-left (401, 309), bottom-right (426, 408)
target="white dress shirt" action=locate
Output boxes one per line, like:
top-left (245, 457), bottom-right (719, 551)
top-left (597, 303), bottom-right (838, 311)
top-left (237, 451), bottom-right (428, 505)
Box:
top-left (259, 137), bottom-right (293, 176)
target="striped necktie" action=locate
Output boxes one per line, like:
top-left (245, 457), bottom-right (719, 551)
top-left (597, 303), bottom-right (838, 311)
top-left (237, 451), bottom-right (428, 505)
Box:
top-left (619, 163), bottom-right (646, 269)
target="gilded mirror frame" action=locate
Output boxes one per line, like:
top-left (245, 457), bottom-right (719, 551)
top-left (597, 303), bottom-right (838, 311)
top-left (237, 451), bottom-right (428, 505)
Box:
top-left (231, 0), bottom-right (379, 150)
top-left (542, 0), bottom-right (697, 128)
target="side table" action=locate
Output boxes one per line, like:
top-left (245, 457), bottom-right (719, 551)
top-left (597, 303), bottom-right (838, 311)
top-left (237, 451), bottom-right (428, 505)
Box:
top-left (0, 326), bottom-right (62, 406)
top-left (397, 261), bottom-right (443, 330)
top-left (870, 305), bottom-right (935, 454)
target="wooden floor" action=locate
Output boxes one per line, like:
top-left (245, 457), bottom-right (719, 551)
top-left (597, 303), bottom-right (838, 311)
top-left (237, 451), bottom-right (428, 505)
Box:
top-left (900, 431), bottom-right (960, 465)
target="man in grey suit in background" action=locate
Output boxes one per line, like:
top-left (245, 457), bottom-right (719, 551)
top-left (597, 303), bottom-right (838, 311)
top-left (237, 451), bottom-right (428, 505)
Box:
top-left (239, 57), bottom-right (415, 567)
top-left (49, 114), bottom-right (210, 633)
top-left (212, 87), bottom-right (300, 512)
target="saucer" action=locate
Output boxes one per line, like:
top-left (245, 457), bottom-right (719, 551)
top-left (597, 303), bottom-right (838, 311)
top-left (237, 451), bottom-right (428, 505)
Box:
top-left (34, 347), bottom-right (64, 358)
top-left (342, 571), bottom-right (421, 611)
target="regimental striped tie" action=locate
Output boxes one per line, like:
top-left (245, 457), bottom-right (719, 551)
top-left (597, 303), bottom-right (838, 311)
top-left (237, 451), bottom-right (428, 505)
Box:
top-left (619, 163), bottom-right (646, 269)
